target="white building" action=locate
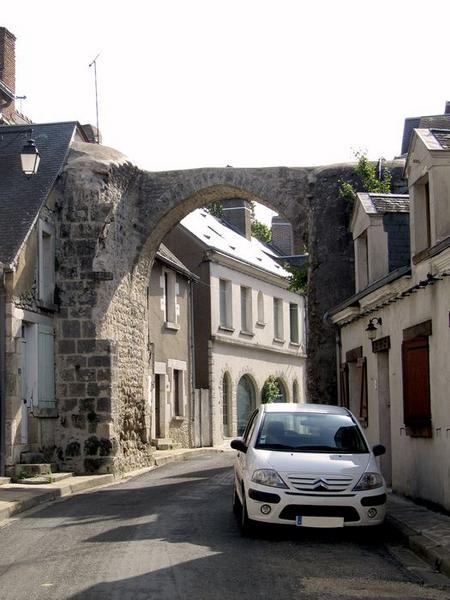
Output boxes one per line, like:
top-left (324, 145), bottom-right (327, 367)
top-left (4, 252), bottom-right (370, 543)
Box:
top-left (329, 128), bottom-right (450, 511)
top-left (164, 205), bottom-right (307, 443)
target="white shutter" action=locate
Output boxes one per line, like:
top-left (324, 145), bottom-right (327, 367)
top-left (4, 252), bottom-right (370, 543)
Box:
top-left (38, 324), bottom-right (55, 410)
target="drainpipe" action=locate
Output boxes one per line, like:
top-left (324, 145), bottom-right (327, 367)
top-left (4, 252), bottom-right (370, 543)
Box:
top-left (188, 277), bottom-right (197, 446)
top-left (0, 264), bottom-right (6, 476)
top-left (323, 309), bottom-right (342, 407)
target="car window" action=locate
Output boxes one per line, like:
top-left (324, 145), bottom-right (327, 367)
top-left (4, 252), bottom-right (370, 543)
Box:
top-left (243, 410), bottom-right (259, 445)
top-left (255, 412), bottom-right (368, 453)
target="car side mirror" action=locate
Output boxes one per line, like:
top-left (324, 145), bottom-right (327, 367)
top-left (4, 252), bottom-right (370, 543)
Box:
top-left (230, 438), bottom-right (248, 453)
top-left (372, 444), bottom-right (386, 457)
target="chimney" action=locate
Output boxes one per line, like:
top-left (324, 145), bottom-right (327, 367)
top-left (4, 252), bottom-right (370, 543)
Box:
top-left (0, 27), bottom-right (16, 119)
top-left (271, 215), bottom-right (294, 255)
top-left (221, 199), bottom-right (252, 240)
top-left (445, 101), bottom-right (450, 115)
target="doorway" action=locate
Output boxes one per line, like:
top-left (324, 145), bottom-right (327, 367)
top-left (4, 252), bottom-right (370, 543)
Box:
top-left (377, 350), bottom-right (392, 487)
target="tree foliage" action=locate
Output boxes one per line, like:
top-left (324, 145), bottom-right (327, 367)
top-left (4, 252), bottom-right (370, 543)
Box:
top-left (262, 375), bottom-right (281, 404)
top-left (339, 153), bottom-right (392, 202)
top-left (251, 220), bottom-right (272, 243)
top-left (285, 263), bottom-right (308, 293)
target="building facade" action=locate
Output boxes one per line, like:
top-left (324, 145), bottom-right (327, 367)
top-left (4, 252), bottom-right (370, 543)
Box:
top-left (164, 207), bottom-right (307, 444)
top-left (330, 128), bottom-right (450, 511)
top-left (148, 244), bottom-right (196, 450)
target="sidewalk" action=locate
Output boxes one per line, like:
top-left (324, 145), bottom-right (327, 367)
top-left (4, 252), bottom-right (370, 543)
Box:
top-left (0, 445), bottom-right (449, 579)
top-left (387, 492), bottom-right (450, 577)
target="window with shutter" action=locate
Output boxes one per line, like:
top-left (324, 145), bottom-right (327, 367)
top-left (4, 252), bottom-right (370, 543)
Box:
top-left (402, 336), bottom-right (431, 436)
top-left (38, 324), bottom-right (55, 413)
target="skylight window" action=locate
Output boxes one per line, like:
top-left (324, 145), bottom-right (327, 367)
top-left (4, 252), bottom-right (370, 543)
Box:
top-left (208, 226), bottom-right (223, 237)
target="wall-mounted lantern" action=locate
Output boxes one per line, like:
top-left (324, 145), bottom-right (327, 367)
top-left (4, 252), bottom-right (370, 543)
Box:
top-left (366, 317), bottom-right (382, 341)
top-left (20, 138), bottom-right (40, 176)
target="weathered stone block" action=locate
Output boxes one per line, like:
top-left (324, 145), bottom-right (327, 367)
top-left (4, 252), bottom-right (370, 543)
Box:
top-left (88, 355), bottom-right (111, 367)
top-left (68, 382), bottom-right (87, 396)
top-left (58, 340), bottom-right (76, 354)
top-left (62, 320), bottom-right (81, 338)
top-left (96, 397), bottom-right (111, 413)
top-left (71, 414), bottom-right (86, 429)
top-left (76, 368), bottom-right (97, 382)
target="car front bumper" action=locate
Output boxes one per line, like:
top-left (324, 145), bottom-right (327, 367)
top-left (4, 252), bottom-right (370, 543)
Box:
top-left (244, 484), bottom-right (386, 527)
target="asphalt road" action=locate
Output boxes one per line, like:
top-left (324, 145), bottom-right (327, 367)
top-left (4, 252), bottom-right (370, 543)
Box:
top-left (0, 453), bottom-right (449, 600)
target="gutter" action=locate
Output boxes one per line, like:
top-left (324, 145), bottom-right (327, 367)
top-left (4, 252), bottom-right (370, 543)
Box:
top-left (0, 263), bottom-right (5, 475)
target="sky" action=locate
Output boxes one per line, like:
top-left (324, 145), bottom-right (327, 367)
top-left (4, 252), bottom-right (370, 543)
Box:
top-left (4, 1), bottom-right (450, 223)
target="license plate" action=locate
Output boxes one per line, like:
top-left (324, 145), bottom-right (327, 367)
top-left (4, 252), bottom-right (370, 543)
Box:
top-left (296, 515), bottom-right (344, 528)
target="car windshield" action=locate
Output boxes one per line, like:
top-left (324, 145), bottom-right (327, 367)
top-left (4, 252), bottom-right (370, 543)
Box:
top-left (255, 412), bottom-right (368, 453)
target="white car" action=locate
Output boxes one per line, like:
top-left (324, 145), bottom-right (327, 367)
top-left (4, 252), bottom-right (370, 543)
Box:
top-left (231, 403), bottom-right (387, 533)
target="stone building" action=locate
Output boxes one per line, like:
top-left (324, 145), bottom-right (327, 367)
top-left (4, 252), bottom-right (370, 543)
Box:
top-left (148, 244), bottom-right (197, 450)
top-left (329, 128), bottom-right (450, 511)
top-left (164, 206), bottom-right (307, 443)
top-left (0, 121), bottom-right (90, 474)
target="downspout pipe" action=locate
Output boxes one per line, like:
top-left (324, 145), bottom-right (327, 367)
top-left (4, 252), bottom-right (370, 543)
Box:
top-left (323, 309), bottom-right (342, 407)
top-left (0, 264), bottom-right (6, 476)
top-left (188, 277), bottom-right (198, 447)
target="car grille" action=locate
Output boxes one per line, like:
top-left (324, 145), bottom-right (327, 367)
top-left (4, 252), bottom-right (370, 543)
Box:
top-left (286, 474), bottom-right (354, 493)
top-left (279, 505), bottom-right (360, 523)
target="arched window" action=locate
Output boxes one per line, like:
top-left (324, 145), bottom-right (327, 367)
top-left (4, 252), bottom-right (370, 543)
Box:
top-left (237, 375), bottom-right (256, 435)
top-left (222, 372), bottom-right (231, 437)
top-left (262, 376), bottom-right (287, 403)
top-left (257, 291), bottom-right (264, 324)
top-left (293, 380), bottom-right (299, 403)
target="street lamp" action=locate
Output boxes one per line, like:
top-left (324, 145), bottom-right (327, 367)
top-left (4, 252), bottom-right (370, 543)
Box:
top-left (366, 317), bottom-right (382, 341)
top-left (20, 138), bottom-right (40, 176)
top-left (0, 127), bottom-right (41, 176)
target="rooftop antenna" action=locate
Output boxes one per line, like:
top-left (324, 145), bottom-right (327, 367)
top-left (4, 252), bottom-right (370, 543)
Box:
top-left (88, 53), bottom-right (101, 143)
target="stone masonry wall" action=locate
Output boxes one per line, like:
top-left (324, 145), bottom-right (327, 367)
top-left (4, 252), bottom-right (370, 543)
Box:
top-left (52, 141), bottom-right (406, 474)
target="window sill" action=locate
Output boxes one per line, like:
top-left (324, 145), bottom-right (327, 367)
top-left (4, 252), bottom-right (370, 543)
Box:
top-left (172, 415), bottom-right (185, 422)
top-left (164, 321), bottom-right (180, 331)
top-left (31, 407), bottom-right (58, 418)
top-left (239, 330), bottom-right (254, 338)
top-left (405, 423), bottom-right (432, 437)
top-left (273, 337), bottom-right (285, 344)
top-left (289, 341), bottom-right (300, 347)
top-left (37, 300), bottom-right (58, 313)
top-left (256, 321), bottom-right (266, 328)
top-left (218, 325), bottom-right (235, 333)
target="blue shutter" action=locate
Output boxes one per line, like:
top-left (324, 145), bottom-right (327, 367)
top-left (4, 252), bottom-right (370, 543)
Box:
top-left (38, 324), bottom-right (55, 410)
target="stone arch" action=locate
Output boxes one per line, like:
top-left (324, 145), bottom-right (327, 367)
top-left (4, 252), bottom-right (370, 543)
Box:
top-left (53, 142), bottom-right (405, 473)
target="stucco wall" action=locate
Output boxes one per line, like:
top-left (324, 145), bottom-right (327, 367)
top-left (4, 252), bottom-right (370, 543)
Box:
top-left (338, 271), bottom-right (450, 511)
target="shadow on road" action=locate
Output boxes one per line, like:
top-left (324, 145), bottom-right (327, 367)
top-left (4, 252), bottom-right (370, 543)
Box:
top-left (15, 461), bottom-right (437, 600)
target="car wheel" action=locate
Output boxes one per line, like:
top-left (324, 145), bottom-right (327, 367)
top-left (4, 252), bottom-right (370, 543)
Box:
top-left (240, 489), bottom-right (255, 536)
top-left (232, 483), bottom-right (241, 515)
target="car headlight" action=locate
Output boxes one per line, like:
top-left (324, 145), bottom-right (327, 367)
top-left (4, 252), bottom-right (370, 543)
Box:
top-left (251, 469), bottom-right (288, 488)
top-left (353, 472), bottom-right (383, 491)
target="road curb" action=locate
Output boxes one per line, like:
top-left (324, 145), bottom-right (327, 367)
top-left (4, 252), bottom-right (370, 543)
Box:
top-left (386, 515), bottom-right (450, 578)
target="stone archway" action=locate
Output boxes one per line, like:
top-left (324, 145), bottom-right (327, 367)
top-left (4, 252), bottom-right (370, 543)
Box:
top-left (52, 141), bottom-right (405, 473)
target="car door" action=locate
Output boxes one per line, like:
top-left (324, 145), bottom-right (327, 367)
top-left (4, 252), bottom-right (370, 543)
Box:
top-left (235, 409), bottom-right (259, 492)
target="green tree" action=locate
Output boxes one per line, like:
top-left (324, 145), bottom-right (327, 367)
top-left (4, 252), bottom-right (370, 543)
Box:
top-left (262, 375), bottom-right (281, 404)
top-left (285, 263), bottom-right (308, 293)
top-left (339, 153), bottom-right (392, 202)
top-left (206, 201), bottom-right (224, 218)
top-left (251, 220), bottom-right (272, 243)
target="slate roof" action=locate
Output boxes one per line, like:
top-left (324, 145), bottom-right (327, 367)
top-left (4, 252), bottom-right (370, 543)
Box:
top-left (0, 121), bottom-right (78, 266)
top-left (401, 115), bottom-right (450, 154)
top-left (180, 209), bottom-right (289, 278)
top-left (412, 128), bottom-right (450, 152)
top-left (156, 243), bottom-right (197, 279)
top-left (357, 193), bottom-right (409, 215)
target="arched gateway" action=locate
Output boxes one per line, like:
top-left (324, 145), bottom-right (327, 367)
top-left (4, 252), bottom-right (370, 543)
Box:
top-left (52, 142), bottom-right (403, 474)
